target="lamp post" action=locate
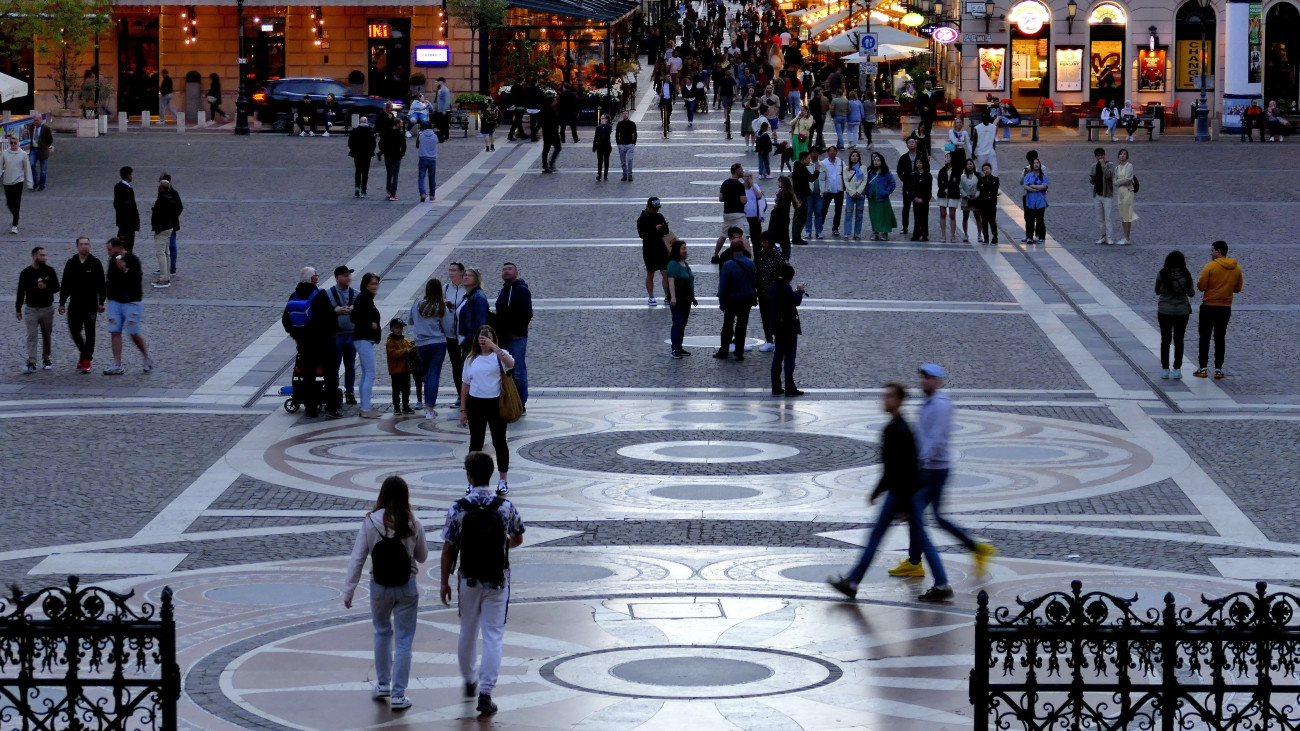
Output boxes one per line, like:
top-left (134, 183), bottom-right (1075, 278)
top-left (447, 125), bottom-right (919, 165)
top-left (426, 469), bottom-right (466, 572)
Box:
top-left (234, 0), bottom-right (250, 135)
top-left (984, 0), bottom-right (994, 34)
top-left (1194, 0), bottom-right (1210, 141)
top-left (1066, 0), bottom-right (1077, 34)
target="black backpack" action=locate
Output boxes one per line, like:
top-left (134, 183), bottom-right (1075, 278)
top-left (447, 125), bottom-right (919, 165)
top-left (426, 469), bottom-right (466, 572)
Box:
top-left (370, 516), bottom-right (413, 587)
top-left (456, 497), bottom-right (509, 585)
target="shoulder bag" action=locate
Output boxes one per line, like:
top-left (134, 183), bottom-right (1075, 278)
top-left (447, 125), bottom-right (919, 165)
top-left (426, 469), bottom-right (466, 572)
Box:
top-left (497, 356), bottom-right (523, 423)
top-left (1130, 175), bottom-right (1140, 194)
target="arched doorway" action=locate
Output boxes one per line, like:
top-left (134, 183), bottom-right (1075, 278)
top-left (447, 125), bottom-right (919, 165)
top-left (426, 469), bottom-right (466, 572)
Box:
top-left (1264, 2), bottom-right (1299, 106)
top-left (1008, 0), bottom-right (1051, 108)
top-left (1175, 0), bottom-right (1215, 94)
top-left (1088, 2), bottom-right (1127, 106)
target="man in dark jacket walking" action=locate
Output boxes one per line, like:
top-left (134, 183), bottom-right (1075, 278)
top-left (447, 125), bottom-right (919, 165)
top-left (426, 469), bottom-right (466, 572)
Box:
top-left (113, 167), bottom-right (139, 251)
top-left (828, 383), bottom-right (953, 603)
top-left (15, 245), bottom-right (59, 373)
top-left (714, 233), bottom-right (756, 360)
top-left (282, 266), bottom-right (341, 418)
top-left (377, 123), bottom-right (406, 201)
top-left (557, 84), bottom-right (580, 143)
top-left (540, 97), bottom-right (562, 173)
top-left (615, 110), bottom-right (638, 181)
top-left (347, 118), bottom-right (376, 197)
top-left (149, 179), bottom-right (183, 288)
top-left (29, 115), bottom-right (54, 191)
top-left (637, 197), bottom-right (670, 304)
top-left (59, 236), bottom-right (105, 373)
top-left (494, 263), bottom-right (533, 406)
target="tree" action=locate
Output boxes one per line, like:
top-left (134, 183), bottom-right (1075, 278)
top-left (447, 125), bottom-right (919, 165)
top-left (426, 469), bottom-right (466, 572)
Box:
top-left (13, 0), bottom-right (112, 109)
top-left (445, 0), bottom-right (508, 92)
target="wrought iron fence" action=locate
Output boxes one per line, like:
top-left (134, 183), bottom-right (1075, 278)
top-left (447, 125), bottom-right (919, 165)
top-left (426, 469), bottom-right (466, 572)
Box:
top-left (970, 580), bottom-right (1300, 730)
top-left (0, 576), bottom-right (179, 731)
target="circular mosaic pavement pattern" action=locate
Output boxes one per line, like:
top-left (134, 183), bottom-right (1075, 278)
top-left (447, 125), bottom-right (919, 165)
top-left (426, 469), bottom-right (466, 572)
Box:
top-left (540, 645), bottom-right (841, 700)
top-left (519, 429), bottom-right (879, 476)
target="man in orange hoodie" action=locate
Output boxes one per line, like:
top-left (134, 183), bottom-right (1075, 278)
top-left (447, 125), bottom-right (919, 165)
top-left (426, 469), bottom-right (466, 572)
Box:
top-left (1194, 240), bottom-right (1244, 379)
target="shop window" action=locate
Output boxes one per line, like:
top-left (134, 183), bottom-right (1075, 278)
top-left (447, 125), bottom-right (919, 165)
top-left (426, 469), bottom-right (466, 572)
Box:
top-left (244, 16), bottom-right (285, 90)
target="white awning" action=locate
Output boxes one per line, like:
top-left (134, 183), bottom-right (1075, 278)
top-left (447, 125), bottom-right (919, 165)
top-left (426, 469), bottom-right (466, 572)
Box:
top-left (0, 72), bottom-right (28, 103)
top-left (839, 44), bottom-right (927, 61)
top-left (819, 25), bottom-right (928, 53)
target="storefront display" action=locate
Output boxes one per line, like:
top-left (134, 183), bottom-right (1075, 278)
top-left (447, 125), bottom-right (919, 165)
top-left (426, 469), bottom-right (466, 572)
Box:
top-left (1055, 46), bottom-right (1083, 91)
top-left (1138, 48), bottom-right (1166, 92)
top-left (977, 46), bottom-right (1005, 91)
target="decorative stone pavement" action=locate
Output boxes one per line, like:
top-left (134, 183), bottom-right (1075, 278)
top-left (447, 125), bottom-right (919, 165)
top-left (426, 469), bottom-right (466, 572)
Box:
top-left (5, 53), bottom-right (1300, 729)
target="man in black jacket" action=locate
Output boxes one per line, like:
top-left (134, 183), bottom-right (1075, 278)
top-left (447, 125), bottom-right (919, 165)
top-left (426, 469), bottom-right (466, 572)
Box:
top-left (494, 263), bottom-right (533, 408)
top-left (791, 150), bottom-right (814, 246)
top-left (636, 197), bottom-right (670, 304)
top-left (150, 179), bottom-right (182, 289)
top-left (347, 118), bottom-right (376, 197)
top-left (15, 245), bottom-right (59, 373)
top-left (377, 123), bottom-right (406, 201)
top-left (59, 236), bottom-right (105, 373)
top-left (615, 111), bottom-right (638, 181)
top-left (282, 266), bottom-right (341, 418)
top-left (113, 167), bottom-right (139, 251)
top-left (828, 382), bottom-right (953, 603)
top-left (557, 84), bottom-right (580, 143)
top-left (540, 97), bottom-right (562, 173)
top-left (896, 135), bottom-right (920, 234)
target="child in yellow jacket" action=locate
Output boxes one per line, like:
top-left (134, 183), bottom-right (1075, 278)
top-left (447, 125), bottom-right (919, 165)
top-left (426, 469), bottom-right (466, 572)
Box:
top-left (386, 319), bottom-right (417, 414)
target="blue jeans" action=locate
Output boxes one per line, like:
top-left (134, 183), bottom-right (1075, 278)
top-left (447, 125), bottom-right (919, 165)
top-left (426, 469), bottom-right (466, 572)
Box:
top-left (771, 332), bottom-right (797, 387)
top-left (505, 336), bottom-right (527, 404)
top-left (757, 152), bottom-right (770, 177)
top-left (833, 116), bottom-right (847, 147)
top-left (334, 333), bottom-right (356, 394)
top-left (847, 491), bottom-right (949, 587)
top-left (417, 157), bottom-right (436, 197)
top-left (354, 339), bottom-right (376, 410)
top-left (370, 576), bottom-right (419, 698)
top-left (168, 231), bottom-right (177, 273)
top-left (787, 91), bottom-right (801, 118)
top-left (417, 341), bottom-right (446, 408)
top-left (909, 467), bottom-right (978, 564)
top-left (671, 305), bottom-right (691, 351)
top-left (685, 99), bottom-right (696, 123)
top-left (846, 195), bottom-right (865, 237)
top-left (29, 151), bottom-right (46, 188)
top-left (803, 193), bottom-right (825, 237)
top-left (1104, 118), bottom-right (1118, 135)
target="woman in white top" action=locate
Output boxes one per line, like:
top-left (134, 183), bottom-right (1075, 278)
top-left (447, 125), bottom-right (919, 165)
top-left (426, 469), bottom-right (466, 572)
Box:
top-left (958, 158), bottom-right (981, 243)
top-left (947, 116), bottom-right (970, 174)
top-left (1100, 101), bottom-right (1120, 140)
top-left (342, 476), bottom-right (428, 710)
top-left (742, 171), bottom-right (767, 242)
top-left (459, 325), bottom-right (516, 493)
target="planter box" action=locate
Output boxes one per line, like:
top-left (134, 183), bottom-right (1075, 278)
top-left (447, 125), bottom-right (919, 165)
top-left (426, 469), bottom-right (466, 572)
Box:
top-left (899, 115), bottom-right (921, 138)
top-left (76, 117), bottom-right (99, 137)
top-left (49, 110), bottom-right (80, 133)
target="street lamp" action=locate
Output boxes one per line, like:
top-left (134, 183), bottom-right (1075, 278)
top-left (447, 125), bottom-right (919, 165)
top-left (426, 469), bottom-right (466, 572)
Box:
top-left (234, 0), bottom-right (250, 135)
top-left (1066, 0), bottom-right (1077, 34)
top-left (984, 0), bottom-right (994, 33)
top-left (1194, 0), bottom-right (1210, 141)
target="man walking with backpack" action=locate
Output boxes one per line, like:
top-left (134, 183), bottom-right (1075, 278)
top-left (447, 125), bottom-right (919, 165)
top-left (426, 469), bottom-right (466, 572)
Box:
top-left (441, 452), bottom-right (525, 717)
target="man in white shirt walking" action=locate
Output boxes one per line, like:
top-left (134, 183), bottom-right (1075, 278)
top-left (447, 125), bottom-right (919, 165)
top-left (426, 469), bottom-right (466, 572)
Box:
top-left (818, 145), bottom-right (846, 238)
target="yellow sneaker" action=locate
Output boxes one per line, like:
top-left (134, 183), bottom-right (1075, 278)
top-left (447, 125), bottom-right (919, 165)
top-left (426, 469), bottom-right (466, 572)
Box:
top-left (887, 558), bottom-right (925, 577)
top-left (973, 543), bottom-right (998, 577)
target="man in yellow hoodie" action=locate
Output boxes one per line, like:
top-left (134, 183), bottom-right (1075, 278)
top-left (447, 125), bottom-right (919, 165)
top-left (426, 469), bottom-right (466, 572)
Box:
top-left (1194, 240), bottom-right (1244, 379)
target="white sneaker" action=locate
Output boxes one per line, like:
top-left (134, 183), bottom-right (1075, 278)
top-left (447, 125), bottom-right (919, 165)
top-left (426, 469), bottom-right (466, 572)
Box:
top-left (405, 131), bottom-right (413, 137)
top-left (142, 355), bottom-right (154, 373)
top-left (1114, 238), bottom-right (1130, 246)
top-left (648, 296), bottom-right (657, 306)
top-left (372, 683), bottom-right (391, 700)
top-left (424, 407), bottom-right (435, 420)
top-left (389, 696), bottom-right (411, 710)
top-left (1096, 237), bottom-right (1110, 245)
top-left (758, 342), bottom-right (775, 352)
top-left (322, 131), bottom-right (329, 137)
top-left (9, 226), bottom-right (15, 234)
top-left (308, 131), bottom-right (314, 137)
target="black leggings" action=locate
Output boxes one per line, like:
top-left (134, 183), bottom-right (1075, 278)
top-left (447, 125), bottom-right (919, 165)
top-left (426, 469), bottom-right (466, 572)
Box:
top-left (4, 183), bottom-right (21, 226)
top-left (596, 149), bottom-right (611, 178)
top-left (467, 395), bottom-right (510, 472)
top-left (1025, 207), bottom-right (1046, 240)
top-left (353, 157), bottom-right (369, 194)
top-left (980, 204), bottom-right (998, 242)
top-left (1158, 312), bottom-right (1189, 369)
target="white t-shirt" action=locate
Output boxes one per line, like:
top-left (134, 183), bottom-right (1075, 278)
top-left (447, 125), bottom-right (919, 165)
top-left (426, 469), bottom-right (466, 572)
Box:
top-left (780, 31), bottom-right (791, 46)
top-left (668, 56), bottom-right (683, 74)
top-left (463, 352), bottom-right (505, 398)
top-left (973, 123), bottom-right (997, 155)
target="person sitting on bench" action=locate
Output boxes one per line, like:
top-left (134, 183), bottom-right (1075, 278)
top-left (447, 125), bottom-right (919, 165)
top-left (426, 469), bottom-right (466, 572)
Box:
top-left (1101, 100), bottom-right (1120, 141)
top-left (1119, 100), bottom-right (1140, 141)
top-left (297, 95), bottom-right (319, 137)
top-left (1266, 100), bottom-right (1292, 142)
top-left (996, 101), bottom-right (1020, 141)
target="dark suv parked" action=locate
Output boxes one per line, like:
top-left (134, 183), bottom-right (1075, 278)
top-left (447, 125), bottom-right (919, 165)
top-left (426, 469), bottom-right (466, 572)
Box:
top-left (251, 78), bottom-right (402, 130)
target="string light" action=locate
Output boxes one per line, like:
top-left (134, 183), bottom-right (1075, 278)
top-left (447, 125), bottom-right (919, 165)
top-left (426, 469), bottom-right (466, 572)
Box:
top-left (182, 6), bottom-right (197, 44)
top-left (312, 6), bottom-right (324, 45)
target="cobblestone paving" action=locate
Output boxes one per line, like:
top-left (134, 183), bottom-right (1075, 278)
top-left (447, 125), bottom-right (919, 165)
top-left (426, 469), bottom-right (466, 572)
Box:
top-left (959, 404), bottom-right (1126, 430)
top-left (967, 479), bottom-right (1198, 516)
top-left (208, 476), bottom-right (374, 512)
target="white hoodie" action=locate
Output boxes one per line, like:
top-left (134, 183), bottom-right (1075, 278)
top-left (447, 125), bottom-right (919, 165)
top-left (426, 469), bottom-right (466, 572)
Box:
top-left (0, 146), bottom-right (33, 187)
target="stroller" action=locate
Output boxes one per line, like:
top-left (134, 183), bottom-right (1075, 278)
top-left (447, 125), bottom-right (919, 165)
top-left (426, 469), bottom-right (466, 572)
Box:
top-left (282, 355), bottom-right (325, 414)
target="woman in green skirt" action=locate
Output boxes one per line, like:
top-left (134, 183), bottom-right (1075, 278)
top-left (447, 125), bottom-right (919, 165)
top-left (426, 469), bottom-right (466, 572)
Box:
top-left (740, 89), bottom-right (760, 151)
top-left (865, 151), bottom-right (898, 241)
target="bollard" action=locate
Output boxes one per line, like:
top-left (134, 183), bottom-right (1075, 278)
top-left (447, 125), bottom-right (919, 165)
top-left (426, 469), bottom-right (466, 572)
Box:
top-left (177, 112), bottom-right (185, 133)
top-left (118, 112), bottom-right (127, 133)
top-left (2, 111), bottom-right (9, 123)
top-left (351, 113), bottom-right (359, 129)
top-left (142, 111), bottom-right (150, 127)
top-left (99, 115), bottom-right (108, 135)
top-left (197, 111), bottom-right (206, 127)
top-left (1032, 118), bottom-right (1039, 142)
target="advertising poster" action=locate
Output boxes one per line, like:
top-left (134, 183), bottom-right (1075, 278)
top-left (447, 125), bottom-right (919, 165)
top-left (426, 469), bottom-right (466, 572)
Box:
top-left (1248, 3), bottom-right (1261, 83)
top-left (1138, 49), bottom-right (1167, 92)
top-left (1056, 47), bottom-right (1083, 91)
top-left (1176, 39), bottom-right (1214, 91)
top-left (978, 46), bottom-right (1006, 90)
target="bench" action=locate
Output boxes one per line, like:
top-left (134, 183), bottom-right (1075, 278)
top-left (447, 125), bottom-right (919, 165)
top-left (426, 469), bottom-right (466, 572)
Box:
top-left (1082, 116), bottom-right (1158, 141)
top-left (449, 110), bottom-right (472, 137)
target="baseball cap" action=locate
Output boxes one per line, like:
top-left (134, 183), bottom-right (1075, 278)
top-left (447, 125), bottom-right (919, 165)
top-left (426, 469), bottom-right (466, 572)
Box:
top-left (333, 265), bottom-right (354, 277)
top-left (647, 197), bottom-right (662, 208)
top-left (389, 317), bottom-right (407, 328)
top-left (918, 363), bottom-right (947, 379)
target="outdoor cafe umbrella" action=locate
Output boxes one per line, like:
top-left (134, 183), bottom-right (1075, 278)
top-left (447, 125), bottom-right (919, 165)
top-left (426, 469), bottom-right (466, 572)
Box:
top-left (0, 72), bottom-right (28, 103)
top-left (839, 44), bottom-right (929, 62)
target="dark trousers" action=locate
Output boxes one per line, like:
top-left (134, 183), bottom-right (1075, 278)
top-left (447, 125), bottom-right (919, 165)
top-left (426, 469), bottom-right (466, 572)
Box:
top-left (862, 121), bottom-right (874, 146)
top-left (1024, 207), bottom-right (1046, 240)
top-left (1158, 312), bottom-right (1190, 369)
top-left (466, 394), bottom-right (510, 472)
top-left (68, 309), bottom-right (96, 361)
top-left (671, 305), bottom-right (691, 352)
top-left (353, 157), bottom-right (370, 194)
top-left (117, 229), bottom-right (136, 252)
top-left (757, 290), bottom-right (773, 341)
top-left (979, 203), bottom-right (998, 242)
top-left (561, 115), bottom-right (579, 142)
top-left (507, 109), bottom-right (526, 140)
top-left (391, 373), bottom-right (411, 408)
top-left (747, 216), bottom-right (763, 244)
top-left (719, 301), bottom-right (751, 355)
top-left (542, 136), bottom-right (561, 169)
top-left (911, 198), bottom-right (930, 238)
top-left (434, 111), bottom-right (451, 142)
top-left (447, 337), bottom-right (464, 398)
top-left (384, 158), bottom-right (401, 197)
top-left (595, 149), bottom-right (611, 178)
top-left (908, 467), bottom-right (977, 564)
top-left (770, 331), bottom-right (797, 389)
top-left (791, 202), bottom-right (808, 245)
top-left (900, 188), bottom-right (914, 232)
top-left (812, 117), bottom-right (825, 148)
top-left (3, 182), bottom-right (20, 226)
top-left (822, 191), bottom-right (843, 232)
top-left (1198, 305), bottom-right (1231, 370)
top-left (299, 340), bottom-right (338, 415)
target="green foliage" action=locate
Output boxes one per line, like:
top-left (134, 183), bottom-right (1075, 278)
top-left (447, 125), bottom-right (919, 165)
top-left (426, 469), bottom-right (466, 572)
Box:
top-left (15, 0), bottom-right (113, 108)
top-left (455, 92), bottom-right (488, 105)
top-left (445, 0), bottom-right (508, 90)
top-left (410, 72), bottom-right (427, 86)
top-left (504, 39), bottom-right (554, 86)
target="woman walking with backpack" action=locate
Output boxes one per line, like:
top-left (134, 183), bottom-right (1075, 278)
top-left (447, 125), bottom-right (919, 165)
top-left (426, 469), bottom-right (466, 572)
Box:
top-left (343, 475), bottom-right (428, 712)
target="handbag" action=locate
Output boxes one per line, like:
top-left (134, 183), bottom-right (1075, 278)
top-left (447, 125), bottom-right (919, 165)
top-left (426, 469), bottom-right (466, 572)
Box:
top-left (497, 356), bottom-right (523, 423)
top-left (1130, 175), bottom-right (1140, 194)
top-left (943, 142), bottom-right (956, 152)
top-left (205, 95), bottom-right (217, 104)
